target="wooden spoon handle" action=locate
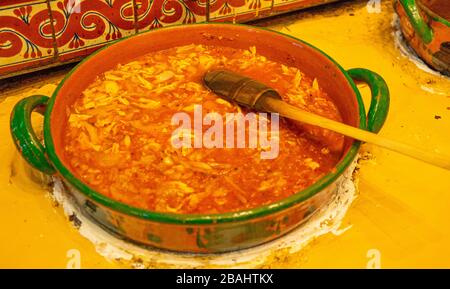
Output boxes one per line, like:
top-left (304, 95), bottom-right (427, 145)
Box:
top-left (262, 97), bottom-right (450, 170)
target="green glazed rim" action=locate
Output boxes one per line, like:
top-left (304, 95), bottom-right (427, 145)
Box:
top-left (38, 23), bottom-right (385, 225)
top-left (398, 0), bottom-right (433, 44)
top-left (398, 0), bottom-right (450, 44)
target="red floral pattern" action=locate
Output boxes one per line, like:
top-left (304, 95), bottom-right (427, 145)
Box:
top-left (135, 0), bottom-right (207, 31)
top-left (49, 0), bottom-right (136, 61)
top-left (0, 0), bottom-right (337, 78)
top-left (209, 0), bottom-right (272, 22)
top-left (0, 6), bottom-right (53, 58)
top-left (0, 1), bottom-right (55, 76)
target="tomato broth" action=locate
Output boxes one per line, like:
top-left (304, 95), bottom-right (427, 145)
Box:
top-left (64, 44), bottom-right (344, 214)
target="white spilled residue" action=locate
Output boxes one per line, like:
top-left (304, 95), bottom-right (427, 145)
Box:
top-left (51, 159), bottom-right (360, 268)
top-left (420, 85), bottom-right (448, 96)
top-left (331, 224), bottom-right (353, 236)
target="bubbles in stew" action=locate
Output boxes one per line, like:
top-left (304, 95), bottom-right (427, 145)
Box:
top-left (64, 44), bottom-right (345, 214)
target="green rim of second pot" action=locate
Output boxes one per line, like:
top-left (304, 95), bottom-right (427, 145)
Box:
top-left (39, 23), bottom-right (387, 225)
top-left (399, 0), bottom-right (433, 44)
top-left (398, 0), bottom-right (450, 43)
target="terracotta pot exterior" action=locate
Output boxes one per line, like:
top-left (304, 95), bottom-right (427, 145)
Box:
top-left (395, 0), bottom-right (450, 74)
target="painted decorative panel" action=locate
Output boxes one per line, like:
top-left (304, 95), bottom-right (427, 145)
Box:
top-left (48, 0), bottom-right (137, 62)
top-left (134, 0), bottom-right (207, 32)
top-left (209, 0), bottom-right (272, 23)
top-left (0, 1), bottom-right (56, 76)
top-left (0, 0), bottom-right (343, 79)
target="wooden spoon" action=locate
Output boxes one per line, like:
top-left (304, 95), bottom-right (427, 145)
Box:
top-left (203, 70), bottom-right (450, 170)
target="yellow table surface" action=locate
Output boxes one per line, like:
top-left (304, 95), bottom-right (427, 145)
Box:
top-left (1, 0), bottom-right (449, 268)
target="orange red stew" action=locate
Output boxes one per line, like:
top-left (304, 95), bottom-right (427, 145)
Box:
top-left (64, 44), bottom-right (344, 214)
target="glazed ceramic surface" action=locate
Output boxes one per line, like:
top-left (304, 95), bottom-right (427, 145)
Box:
top-left (395, 0), bottom-right (450, 74)
top-left (10, 23), bottom-right (390, 253)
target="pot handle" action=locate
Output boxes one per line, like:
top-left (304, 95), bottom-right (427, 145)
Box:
top-left (10, 95), bottom-right (56, 175)
top-left (347, 68), bottom-right (390, 133)
top-left (398, 0), bottom-right (433, 44)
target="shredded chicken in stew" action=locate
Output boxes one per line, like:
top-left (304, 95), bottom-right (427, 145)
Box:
top-left (64, 44), bottom-right (344, 214)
